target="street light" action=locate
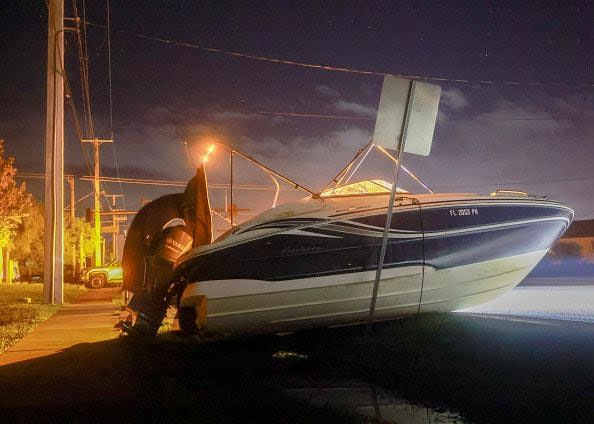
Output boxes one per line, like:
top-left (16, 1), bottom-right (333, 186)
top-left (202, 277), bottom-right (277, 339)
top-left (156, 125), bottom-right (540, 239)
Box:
top-left (202, 144), bottom-right (216, 164)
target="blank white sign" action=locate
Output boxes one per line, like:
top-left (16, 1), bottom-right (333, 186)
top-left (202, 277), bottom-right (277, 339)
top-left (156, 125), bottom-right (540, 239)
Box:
top-left (372, 76), bottom-right (411, 151)
top-left (404, 81), bottom-right (441, 156)
top-left (372, 75), bottom-right (441, 157)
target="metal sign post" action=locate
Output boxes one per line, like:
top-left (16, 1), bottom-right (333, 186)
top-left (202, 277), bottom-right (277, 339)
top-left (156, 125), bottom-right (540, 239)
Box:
top-left (367, 76), bottom-right (441, 332)
top-left (367, 82), bottom-right (413, 331)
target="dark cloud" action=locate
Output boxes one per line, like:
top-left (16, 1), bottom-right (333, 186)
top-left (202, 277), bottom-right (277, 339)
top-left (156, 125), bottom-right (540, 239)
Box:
top-left (2, 2), bottom-right (592, 223)
top-left (415, 90), bottom-right (594, 216)
top-left (334, 100), bottom-right (377, 117)
top-left (440, 88), bottom-right (469, 110)
top-left (315, 84), bottom-right (341, 98)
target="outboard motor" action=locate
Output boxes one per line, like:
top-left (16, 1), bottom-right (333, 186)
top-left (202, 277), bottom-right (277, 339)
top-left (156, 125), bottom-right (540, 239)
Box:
top-left (120, 166), bottom-right (212, 336)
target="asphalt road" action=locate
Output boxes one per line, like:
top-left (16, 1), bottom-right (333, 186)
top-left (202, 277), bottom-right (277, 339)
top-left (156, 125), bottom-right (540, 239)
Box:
top-left (1, 284), bottom-right (594, 423)
top-left (461, 278), bottom-right (594, 323)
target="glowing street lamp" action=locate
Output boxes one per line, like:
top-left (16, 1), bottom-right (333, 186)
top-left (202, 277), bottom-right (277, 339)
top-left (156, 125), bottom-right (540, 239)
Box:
top-left (202, 144), bottom-right (216, 164)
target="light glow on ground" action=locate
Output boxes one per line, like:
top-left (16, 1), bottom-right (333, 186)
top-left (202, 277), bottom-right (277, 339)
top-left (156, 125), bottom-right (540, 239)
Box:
top-left (459, 285), bottom-right (594, 323)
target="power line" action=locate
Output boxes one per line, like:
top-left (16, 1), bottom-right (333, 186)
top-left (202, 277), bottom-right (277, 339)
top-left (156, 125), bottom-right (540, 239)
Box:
top-left (72, 0), bottom-right (94, 137)
top-left (106, 0), bottom-right (114, 136)
top-left (20, 167), bottom-right (594, 192)
top-left (257, 111), bottom-right (373, 120)
top-left (68, 190), bottom-right (96, 207)
top-left (67, 2), bottom-right (98, 176)
top-left (53, 19), bottom-right (93, 179)
top-left (105, 0), bottom-right (126, 211)
top-left (82, 1), bottom-right (113, 211)
top-left (434, 174), bottom-right (594, 188)
top-left (71, 1), bottom-right (114, 214)
top-left (16, 173), bottom-right (76, 179)
top-left (256, 110), bottom-right (591, 123)
top-left (17, 171), bottom-right (292, 190)
top-left (85, 21), bottom-right (593, 89)
top-left (79, 175), bottom-right (294, 191)
top-left (83, 176), bottom-right (188, 187)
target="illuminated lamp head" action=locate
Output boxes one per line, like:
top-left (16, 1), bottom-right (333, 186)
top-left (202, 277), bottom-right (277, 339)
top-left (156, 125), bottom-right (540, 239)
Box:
top-left (202, 143), bottom-right (216, 164)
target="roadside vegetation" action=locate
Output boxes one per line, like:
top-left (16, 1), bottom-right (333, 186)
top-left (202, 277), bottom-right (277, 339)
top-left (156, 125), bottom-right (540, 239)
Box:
top-left (0, 283), bottom-right (86, 354)
top-left (0, 139), bottom-right (92, 354)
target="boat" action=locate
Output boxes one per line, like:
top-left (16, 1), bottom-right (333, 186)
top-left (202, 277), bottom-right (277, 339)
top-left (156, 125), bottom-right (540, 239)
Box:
top-left (121, 144), bottom-right (573, 337)
top-left (173, 180), bottom-right (573, 336)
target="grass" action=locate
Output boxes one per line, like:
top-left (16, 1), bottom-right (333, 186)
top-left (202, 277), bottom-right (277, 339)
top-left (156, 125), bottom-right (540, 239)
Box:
top-left (0, 283), bottom-right (86, 354)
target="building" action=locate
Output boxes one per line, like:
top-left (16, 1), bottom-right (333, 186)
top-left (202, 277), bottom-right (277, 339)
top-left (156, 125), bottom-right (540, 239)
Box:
top-left (551, 219), bottom-right (594, 264)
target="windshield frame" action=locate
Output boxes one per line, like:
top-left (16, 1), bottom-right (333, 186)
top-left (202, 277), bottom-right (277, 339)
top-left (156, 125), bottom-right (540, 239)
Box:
top-left (319, 179), bottom-right (407, 198)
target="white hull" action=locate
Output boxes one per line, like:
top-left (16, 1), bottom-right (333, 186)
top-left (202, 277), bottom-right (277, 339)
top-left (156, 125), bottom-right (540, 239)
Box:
top-left (179, 248), bottom-right (548, 336)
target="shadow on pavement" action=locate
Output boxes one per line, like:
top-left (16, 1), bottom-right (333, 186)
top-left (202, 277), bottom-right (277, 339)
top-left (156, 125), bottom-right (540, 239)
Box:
top-left (1, 313), bottom-right (593, 423)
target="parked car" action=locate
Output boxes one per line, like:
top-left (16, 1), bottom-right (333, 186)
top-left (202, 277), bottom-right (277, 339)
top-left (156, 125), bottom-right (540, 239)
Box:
top-left (80, 260), bottom-right (123, 289)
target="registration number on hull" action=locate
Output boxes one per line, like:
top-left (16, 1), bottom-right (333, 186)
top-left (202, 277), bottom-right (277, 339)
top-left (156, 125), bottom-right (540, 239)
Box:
top-left (449, 208), bottom-right (479, 217)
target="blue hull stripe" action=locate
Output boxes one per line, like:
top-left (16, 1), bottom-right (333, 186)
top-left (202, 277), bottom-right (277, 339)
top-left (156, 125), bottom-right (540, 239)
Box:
top-left (175, 203), bottom-right (572, 282)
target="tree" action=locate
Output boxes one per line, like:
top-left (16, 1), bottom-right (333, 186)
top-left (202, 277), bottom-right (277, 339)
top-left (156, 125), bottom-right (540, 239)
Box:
top-left (0, 139), bottom-right (33, 282)
top-left (548, 240), bottom-right (584, 264)
top-left (0, 139), bottom-right (32, 246)
top-left (0, 139), bottom-right (96, 282)
top-left (12, 202), bottom-right (95, 281)
top-left (12, 202), bottom-right (44, 279)
top-left (65, 214), bottom-right (94, 267)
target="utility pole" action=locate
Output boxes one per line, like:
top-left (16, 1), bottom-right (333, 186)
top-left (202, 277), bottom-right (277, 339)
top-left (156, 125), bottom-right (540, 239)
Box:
top-left (44, 0), bottom-right (64, 304)
top-left (105, 194), bottom-right (123, 260)
top-left (81, 138), bottom-right (112, 266)
top-left (230, 150), bottom-right (234, 226)
top-left (67, 175), bottom-right (75, 220)
top-left (224, 189), bottom-right (230, 228)
top-left (67, 175), bottom-right (76, 279)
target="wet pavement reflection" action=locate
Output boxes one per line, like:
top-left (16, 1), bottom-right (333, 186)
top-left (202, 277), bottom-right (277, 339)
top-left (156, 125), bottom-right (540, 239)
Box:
top-left (285, 382), bottom-right (464, 423)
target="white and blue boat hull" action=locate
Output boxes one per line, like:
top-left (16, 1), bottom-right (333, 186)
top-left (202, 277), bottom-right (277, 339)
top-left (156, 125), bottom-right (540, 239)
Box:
top-left (175, 194), bottom-right (573, 335)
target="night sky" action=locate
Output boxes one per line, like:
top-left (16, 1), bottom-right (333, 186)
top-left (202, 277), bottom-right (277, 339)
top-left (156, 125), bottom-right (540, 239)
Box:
top-left (1, 1), bottom-right (593, 229)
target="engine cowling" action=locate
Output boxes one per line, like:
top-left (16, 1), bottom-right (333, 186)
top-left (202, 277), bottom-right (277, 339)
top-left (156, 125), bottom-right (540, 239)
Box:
top-left (120, 166), bottom-right (212, 336)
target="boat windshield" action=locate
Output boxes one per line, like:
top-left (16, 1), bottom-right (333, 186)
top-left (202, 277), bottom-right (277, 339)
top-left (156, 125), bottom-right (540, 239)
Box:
top-left (320, 180), bottom-right (407, 197)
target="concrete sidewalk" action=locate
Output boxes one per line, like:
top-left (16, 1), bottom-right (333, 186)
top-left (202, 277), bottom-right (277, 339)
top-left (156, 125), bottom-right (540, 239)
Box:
top-left (0, 287), bottom-right (123, 366)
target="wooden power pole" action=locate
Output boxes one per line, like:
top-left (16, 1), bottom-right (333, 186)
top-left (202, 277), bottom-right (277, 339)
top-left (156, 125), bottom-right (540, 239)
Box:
top-left (44, 0), bottom-right (64, 304)
top-left (105, 194), bottom-right (124, 260)
top-left (67, 175), bottom-right (75, 220)
top-left (81, 138), bottom-right (112, 266)
top-left (67, 175), bottom-right (76, 278)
